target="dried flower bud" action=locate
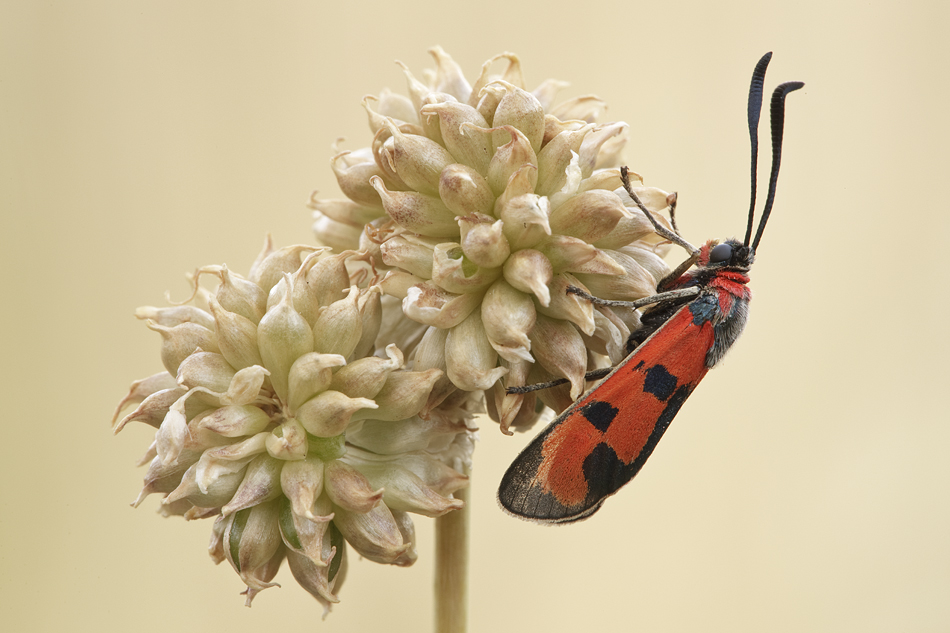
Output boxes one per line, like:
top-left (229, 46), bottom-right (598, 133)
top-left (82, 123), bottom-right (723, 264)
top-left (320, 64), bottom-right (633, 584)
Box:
top-left (481, 279), bottom-right (536, 363)
top-left (421, 102), bottom-right (491, 173)
top-left (445, 310), bottom-right (508, 391)
top-left (438, 163), bottom-right (495, 216)
top-left (385, 121), bottom-right (455, 196)
top-left (257, 275), bottom-right (314, 403)
top-left (370, 176), bottom-right (460, 238)
top-left (503, 248), bottom-right (553, 307)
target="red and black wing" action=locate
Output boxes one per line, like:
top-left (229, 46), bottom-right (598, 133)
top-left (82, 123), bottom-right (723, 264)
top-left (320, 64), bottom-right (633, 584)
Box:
top-left (498, 303), bottom-right (715, 523)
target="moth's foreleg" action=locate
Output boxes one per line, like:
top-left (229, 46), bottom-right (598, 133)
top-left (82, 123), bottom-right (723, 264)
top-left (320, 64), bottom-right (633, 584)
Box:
top-left (621, 165), bottom-right (699, 258)
top-left (565, 285), bottom-right (700, 309)
top-left (505, 368), bottom-right (613, 395)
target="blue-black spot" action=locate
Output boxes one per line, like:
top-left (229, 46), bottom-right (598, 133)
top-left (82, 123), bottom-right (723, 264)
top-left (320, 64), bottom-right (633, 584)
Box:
top-left (583, 442), bottom-right (624, 504)
top-left (580, 400), bottom-right (619, 433)
top-left (688, 294), bottom-right (719, 325)
top-left (643, 364), bottom-right (678, 401)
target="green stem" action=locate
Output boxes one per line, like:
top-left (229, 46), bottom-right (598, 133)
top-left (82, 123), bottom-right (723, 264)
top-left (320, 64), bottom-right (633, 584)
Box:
top-left (434, 466), bottom-right (469, 633)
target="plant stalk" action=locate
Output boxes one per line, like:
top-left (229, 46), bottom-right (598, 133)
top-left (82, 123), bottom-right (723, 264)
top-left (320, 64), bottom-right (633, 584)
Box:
top-left (434, 467), bottom-right (470, 633)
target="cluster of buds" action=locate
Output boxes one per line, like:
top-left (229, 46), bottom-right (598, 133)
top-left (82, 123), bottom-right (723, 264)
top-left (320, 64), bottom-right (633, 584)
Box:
top-left (312, 47), bottom-right (677, 434)
top-left (113, 239), bottom-right (474, 611)
top-left (114, 48), bottom-right (680, 613)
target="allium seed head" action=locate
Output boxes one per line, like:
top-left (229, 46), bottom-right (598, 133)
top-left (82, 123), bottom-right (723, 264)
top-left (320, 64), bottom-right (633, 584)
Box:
top-left (312, 48), bottom-right (678, 433)
top-left (114, 241), bottom-right (474, 612)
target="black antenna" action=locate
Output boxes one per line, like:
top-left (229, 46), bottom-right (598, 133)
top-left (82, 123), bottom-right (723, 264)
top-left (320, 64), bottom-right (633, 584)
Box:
top-left (744, 52), bottom-right (772, 247)
top-left (751, 80), bottom-right (804, 251)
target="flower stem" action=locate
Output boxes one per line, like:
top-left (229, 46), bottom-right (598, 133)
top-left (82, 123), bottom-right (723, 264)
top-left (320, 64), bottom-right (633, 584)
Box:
top-left (434, 467), bottom-right (469, 633)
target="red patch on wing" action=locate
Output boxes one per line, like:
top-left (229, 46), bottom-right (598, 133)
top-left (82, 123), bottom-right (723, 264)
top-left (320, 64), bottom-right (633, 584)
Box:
top-left (536, 417), bottom-right (602, 506)
top-left (531, 306), bottom-right (715, 508)
top-left (602, 369), bottom-right (670, 463)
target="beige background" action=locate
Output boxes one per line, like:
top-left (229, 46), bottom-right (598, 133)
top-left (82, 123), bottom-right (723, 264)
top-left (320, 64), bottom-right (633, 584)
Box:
top-left (3, 1), bottom-right (948, 631)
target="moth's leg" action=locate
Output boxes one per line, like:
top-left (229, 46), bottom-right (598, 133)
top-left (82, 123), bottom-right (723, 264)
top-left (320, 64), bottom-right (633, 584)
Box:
top-left (565, 285), bottom-right (700, 309)
top-left (505, 286), bottom-right (702, 395)
top-left (506, 368), bottom-right (613, 395)
top-left (621, 166), bottom-right (699, 258)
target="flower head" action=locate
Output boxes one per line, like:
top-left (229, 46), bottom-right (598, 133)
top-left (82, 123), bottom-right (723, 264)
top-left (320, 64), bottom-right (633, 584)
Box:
top-left (113, 237), bottom-right (474, 612)
top-left (312, 48), bottom-right (678, 433)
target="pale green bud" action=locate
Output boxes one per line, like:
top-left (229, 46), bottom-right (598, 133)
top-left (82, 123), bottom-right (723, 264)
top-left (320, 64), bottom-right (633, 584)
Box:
top-left (496, 193), bottom-right (551, 251)
top-left (486, 125), bottom-right (538, 195)
top-left (280, 456), bottom-right (327, 520)
top-left (257, 274), bottom-right (314, 403)
top-left (221, 453), bottom-right (283, 516)
top-left (370, 175), bottom-right (459, 238)
top-left (207, 295), bottom-right (262, 370)
top-left (549, 94), bottom-right (607, 123)
top-left (445, 310), bottom-right (508, 391)
top-left (330, 150), bottom-right (386, 207)
top-left (417, 91), bottom-right (457, 146)
top-left (548, 189), bottom-right (631, 244)
top-left (529, 313), bottom-right (588, 400)
top-left (402, 282), bottom-right (481, 329)
top-left (430, 243), bottom-right (501, 294)
top-left (146, 320), bottom-right (219, 377)
top-left (222, 365), bottom-right (269, 406)
top-left (480, 278), bottom-right (536, 363)
top-left (536, 273), bottom-right (596, 336)
top-left (114, 386), bottom-right (184, 432)
top-left (578, 122), bottom-right (627, 176)
top-left (486, 80), bottom-right (545, 153)
top-left (332, 502), bottom-right (409, 565)
top-left (502, 248), bottom-right (553, 307)
top-left (384, 120), bottom-right (454, 196)
top-left (135, 305), bottom-right (214, 329)
top-left (111, 372), bottom-right (178, 428)
top-left (313, 286), bottom-right (362, 359)
top-left (379, 234), bottom-right (436, 279)
top-left (574, 249), bottom-right (658, 300)
top-left (195, 404), bottom-right (271, 438)
top-left (176, 351), bottom-right (235, 394)
top-left (329, 344), bottom-right (403, 400)
top-left (324, 460), bottom-right (383, 513)
top-left (428, 46), bottom-right (472, 102)
top-left (223, 500), bottom-right (283, 595)
top-left (420, 102), bottom-right (490, 174)
top-left (362, 368), bottom-right (442, 421)
top-left (287, 352), bottom-right (347, 413)
top-left (249, 244), bottom-right (317, 296)
top-left (535, 125), bottom-right (593, 196)
top-left (295, 391), bottom-right (377, 437)
top-left (266, 418), bottom-right (309, 461)
top-left (439, 163), bottom-right (495, 216)
top-left (459, 214), bottom-right (510, 269)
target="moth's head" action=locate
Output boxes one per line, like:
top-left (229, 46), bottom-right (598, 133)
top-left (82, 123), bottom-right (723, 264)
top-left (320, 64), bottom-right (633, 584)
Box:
top-left (700, 238), bottom-right (754, 270)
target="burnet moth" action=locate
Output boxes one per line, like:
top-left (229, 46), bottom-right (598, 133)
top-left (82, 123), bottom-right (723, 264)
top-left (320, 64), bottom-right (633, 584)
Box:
top-left (498, 53), bottom-right (803, 524)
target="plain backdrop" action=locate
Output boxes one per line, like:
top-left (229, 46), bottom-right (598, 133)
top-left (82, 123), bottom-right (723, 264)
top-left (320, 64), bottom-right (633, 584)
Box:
top-left (2, 1), bottom-right (948, 632)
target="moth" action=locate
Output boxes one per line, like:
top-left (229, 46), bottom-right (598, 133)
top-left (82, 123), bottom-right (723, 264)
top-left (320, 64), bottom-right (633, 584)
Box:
top-left (498, 53), bottom-right (803, 523)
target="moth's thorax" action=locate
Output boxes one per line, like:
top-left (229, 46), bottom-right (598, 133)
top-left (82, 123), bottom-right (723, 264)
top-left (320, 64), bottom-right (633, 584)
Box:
top-left (709, 270), bottom-right (752, 302)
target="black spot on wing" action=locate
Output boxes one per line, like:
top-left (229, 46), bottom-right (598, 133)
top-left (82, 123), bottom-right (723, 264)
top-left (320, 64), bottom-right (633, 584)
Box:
top-left (582, 442), bottom-right (626, 507)
top-left (580, 400), bottom-right (618, 433)
top-left (643, 364), bottom-right (677, 401)
top-left (579, 384), bottom-right (697, 517)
